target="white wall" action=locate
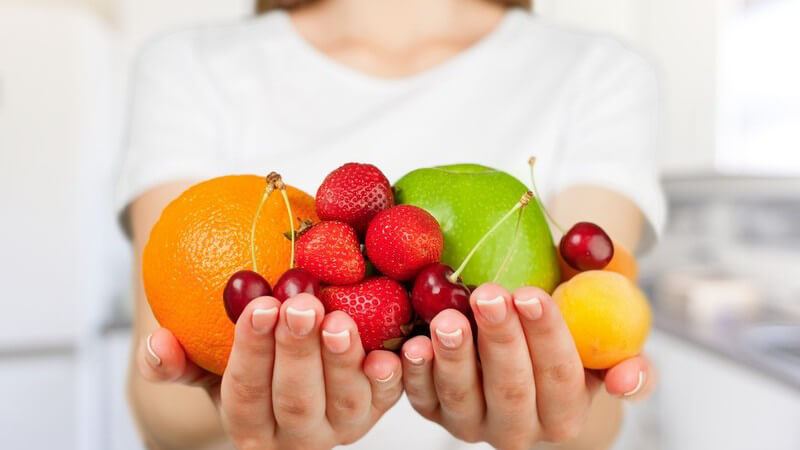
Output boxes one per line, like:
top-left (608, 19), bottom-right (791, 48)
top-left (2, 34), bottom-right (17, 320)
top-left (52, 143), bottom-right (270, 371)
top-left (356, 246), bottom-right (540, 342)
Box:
top-left (536, 0), bottom-right (720, 173)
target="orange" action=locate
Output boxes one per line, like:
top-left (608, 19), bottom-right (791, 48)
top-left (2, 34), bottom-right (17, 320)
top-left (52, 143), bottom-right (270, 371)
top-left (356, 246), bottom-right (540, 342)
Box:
top-left (143, 175), bottom-right (318, 374)
top-left (553, 270), bottom-right (651, 369)
top-left (558, 240), bottom-right (638, 283)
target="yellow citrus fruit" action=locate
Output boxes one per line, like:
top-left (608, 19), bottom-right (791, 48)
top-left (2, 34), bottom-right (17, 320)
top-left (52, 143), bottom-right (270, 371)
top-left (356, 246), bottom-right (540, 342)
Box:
top-left (143, 175), bottom-right (318, 374)
top-left (553, 270), bottom-right (651, 369)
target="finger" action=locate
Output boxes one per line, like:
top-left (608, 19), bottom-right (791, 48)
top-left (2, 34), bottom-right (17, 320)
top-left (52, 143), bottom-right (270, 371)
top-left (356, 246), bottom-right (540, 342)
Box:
top-left (272, 293), bottom-right (327, 434)
top-left (137, 328), bottom-right (215, 386)
top-left (401, 336), bottom-right (438, 420)
top-left (604, 355), bottom-right (656, 401)
top-left (320, 311), bottom-right (372, 432)
top-left (429, 309), bottom-right (485, 442)
top-left (512, 286), bottom-right (589, 442)
top-left (469, 284), bottom-right (537, 443)
top-left (363, 350), bottom-right (403, 418)
top-left (220, 296), bottom-right (280, 440)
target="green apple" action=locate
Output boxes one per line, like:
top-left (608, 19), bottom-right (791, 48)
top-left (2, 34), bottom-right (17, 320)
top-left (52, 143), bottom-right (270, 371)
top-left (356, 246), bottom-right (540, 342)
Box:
top-left (394, 163), bottom-right (560, 293)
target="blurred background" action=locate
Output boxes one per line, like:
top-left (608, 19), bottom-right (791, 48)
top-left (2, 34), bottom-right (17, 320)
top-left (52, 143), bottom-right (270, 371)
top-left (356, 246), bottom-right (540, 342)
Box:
top-left (1, 0), bottom-right (798, 448)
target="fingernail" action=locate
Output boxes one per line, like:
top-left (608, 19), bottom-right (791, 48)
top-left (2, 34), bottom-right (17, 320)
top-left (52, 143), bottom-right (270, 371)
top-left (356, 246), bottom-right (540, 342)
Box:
top-left (286, 307), bottom-right (316, 336)
top-left (514, 296), bottom-right (543, 320)
top-left (435, 328), bottom-right (463, 349)
top-left (322, 329), bottom-right (351, 354)
top-left (251, 307), bottom-right (278, 334)
top-left (624, 371), bottom-right (646, 397)
top-left (375, 370), bottom-right (395, 384)
top-left (404, 352), bottom-right (425, 365)
top-left (476, 295), bottom-right (507, 323)
top-left (145, 334), bottom-right (161, 367)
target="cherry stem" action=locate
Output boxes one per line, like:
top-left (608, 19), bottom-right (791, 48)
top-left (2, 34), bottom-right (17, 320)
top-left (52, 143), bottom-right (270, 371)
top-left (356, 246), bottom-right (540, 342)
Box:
top-left (528, 157), bottom-right (566, 235)
top-left (273, 176), bottom-right (296, 269)
top-left (448, 191), bottom-right (533, 283)
top-left (493, 205), bottom-right (526, 282)
top-left (251, 173), bottom-right (280, 274)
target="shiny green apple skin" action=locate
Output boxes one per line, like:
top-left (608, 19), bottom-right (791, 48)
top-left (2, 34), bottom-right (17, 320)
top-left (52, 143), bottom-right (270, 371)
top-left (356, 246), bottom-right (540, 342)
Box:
top-left (394, 164), bottom-right (560, 293)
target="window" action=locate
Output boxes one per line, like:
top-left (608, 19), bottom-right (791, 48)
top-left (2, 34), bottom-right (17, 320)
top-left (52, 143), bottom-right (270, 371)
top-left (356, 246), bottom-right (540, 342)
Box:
top-left (717, 0), bottom-right (800, 174)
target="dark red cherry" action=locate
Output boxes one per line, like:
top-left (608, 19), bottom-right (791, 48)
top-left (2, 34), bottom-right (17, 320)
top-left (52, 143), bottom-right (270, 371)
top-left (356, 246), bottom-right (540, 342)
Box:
top-left (223, 270), bottom-right (272, 323)
top-left (273, 268), bottom-right (322, 302)
top-left (411, 263), bottom-right (471, 323)
top-left (559, 222), bottom-right (614, 271)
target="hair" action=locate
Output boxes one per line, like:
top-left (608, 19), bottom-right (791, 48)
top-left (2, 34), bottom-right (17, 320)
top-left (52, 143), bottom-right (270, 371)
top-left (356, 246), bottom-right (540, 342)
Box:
top-left (255, 0), bottom-right (532, 13)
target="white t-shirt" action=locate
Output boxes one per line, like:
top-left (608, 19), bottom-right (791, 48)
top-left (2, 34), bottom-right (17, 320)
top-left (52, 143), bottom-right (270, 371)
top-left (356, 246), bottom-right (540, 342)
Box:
top-left (117, 8), bottom-right (664, 448)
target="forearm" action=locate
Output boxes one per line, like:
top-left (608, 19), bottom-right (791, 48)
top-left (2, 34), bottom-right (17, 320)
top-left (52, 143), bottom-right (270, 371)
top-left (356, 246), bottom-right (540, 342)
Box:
top-left (127, 278), bottom-right (227, 449)
top-left (127, 367), bottom-right (229, 450)
top-left (127, 286), bottom-right (227, 450)
top-left (550, 185), bottom-right (645, 252)
top-left (538, 391), bottom-right (622, 450)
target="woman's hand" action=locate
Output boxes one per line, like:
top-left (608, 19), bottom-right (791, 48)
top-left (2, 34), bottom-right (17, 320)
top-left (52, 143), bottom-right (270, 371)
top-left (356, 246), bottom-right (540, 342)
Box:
top-left (137, 293), bottom-right (404, 449)
top-left (400, 283), bottom-right (656, 449)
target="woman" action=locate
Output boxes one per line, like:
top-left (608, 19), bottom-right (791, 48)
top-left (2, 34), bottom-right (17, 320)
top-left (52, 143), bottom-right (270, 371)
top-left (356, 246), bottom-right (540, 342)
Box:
top-left (119, 0), bottom-right (665, 448)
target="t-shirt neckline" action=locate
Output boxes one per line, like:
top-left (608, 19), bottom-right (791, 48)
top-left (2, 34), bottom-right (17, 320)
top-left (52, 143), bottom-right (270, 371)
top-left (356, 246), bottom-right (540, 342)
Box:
top-left (274, 8), bottom-right (525, 90)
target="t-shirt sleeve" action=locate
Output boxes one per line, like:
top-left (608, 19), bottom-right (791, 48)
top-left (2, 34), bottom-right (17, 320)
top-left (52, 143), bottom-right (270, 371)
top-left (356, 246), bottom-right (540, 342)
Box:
top-left (551, 40), bottom-right (667, 254)
top-left (115, 32), bottom-right (225, 227)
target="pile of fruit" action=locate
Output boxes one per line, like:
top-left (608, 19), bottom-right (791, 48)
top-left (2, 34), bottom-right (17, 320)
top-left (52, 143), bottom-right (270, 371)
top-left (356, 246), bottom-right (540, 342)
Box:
top-left (143, 160), bottom-right (650, 375)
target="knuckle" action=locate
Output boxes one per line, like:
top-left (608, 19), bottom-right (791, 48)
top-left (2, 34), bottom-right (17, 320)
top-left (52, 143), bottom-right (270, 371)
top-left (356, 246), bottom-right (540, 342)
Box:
top-left (436, 347), bottom-right (466, 363)
top-left (541, 360), bottom-right (582, 387)
top-left (329, 394), bottom-right (364, 417)
top-left (239, 338), bottom-right (272, 359)
top-left (324, 352), bottom-right (355, 370)
top-left (434, 378), bottom-right (470, 408)
top-left (483, 329), bottom-right (518, 346)
top-left (227, 371), bottom-right (270, 402)
top-left (274, 391), bottom-right (316, 425)
top-left (404, 382), bottom-right (431, 400)
top-left (278, 340), bottom-right (317, 360)
top-left (495, 380), bottom-right (531, 404)
top-left (531, 320), bottom-right (559, 339)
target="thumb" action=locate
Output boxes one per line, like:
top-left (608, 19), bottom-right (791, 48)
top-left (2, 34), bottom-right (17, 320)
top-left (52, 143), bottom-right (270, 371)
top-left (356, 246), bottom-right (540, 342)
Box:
top-left (603, 355), bottom-right (656, 401)
top-left (137, 327), bottom-right (216, 386)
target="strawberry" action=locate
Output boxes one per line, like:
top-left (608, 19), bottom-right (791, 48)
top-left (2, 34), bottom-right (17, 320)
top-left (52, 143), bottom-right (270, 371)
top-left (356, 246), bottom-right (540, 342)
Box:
top-left (365, 205), bottom-right (443, 281)
top-left (316, 163), bottom-right (394, 235)
top-left (295, 221), bottom-right (365, 285)
top-left (320, 277), bottom-right (413, 351)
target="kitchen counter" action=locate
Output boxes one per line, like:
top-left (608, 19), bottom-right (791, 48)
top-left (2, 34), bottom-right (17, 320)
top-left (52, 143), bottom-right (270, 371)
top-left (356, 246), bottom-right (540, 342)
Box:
top-left (651, 301), bottom-right (800, 392)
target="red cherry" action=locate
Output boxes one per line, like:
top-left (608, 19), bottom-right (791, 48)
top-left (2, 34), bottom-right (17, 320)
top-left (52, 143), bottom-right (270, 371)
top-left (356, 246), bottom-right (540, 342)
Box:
top-left (411, 263), bottom-right (471, 323)
top-left (273, 268), bottom-right (322, 302)
top-left (559, 222), bottom-right (614, 271)
top-left (223, 270), bottom-right (272, 323)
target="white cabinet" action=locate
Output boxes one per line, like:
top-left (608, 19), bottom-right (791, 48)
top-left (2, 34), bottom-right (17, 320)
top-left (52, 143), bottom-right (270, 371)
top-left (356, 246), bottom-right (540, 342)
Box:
top-left (103, 330), bottom-right (144, 450)
top-left (644, 331), bottom-right (800, 450)
top-left (0, 355), bottom-right (78, 449)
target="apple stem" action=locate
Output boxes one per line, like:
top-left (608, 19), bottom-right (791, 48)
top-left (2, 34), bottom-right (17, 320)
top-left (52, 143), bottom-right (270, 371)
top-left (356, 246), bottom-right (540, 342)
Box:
top-left (251, 173), bottom-right (280, 274)
top-left (528, 157), bottom-right (566, 235)
top-left (272, 175), bottom-right (296, 269)
top-left (493, 206), bottom-right (526, 282)
top-left (448, 191), bottom-right (533, 284)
